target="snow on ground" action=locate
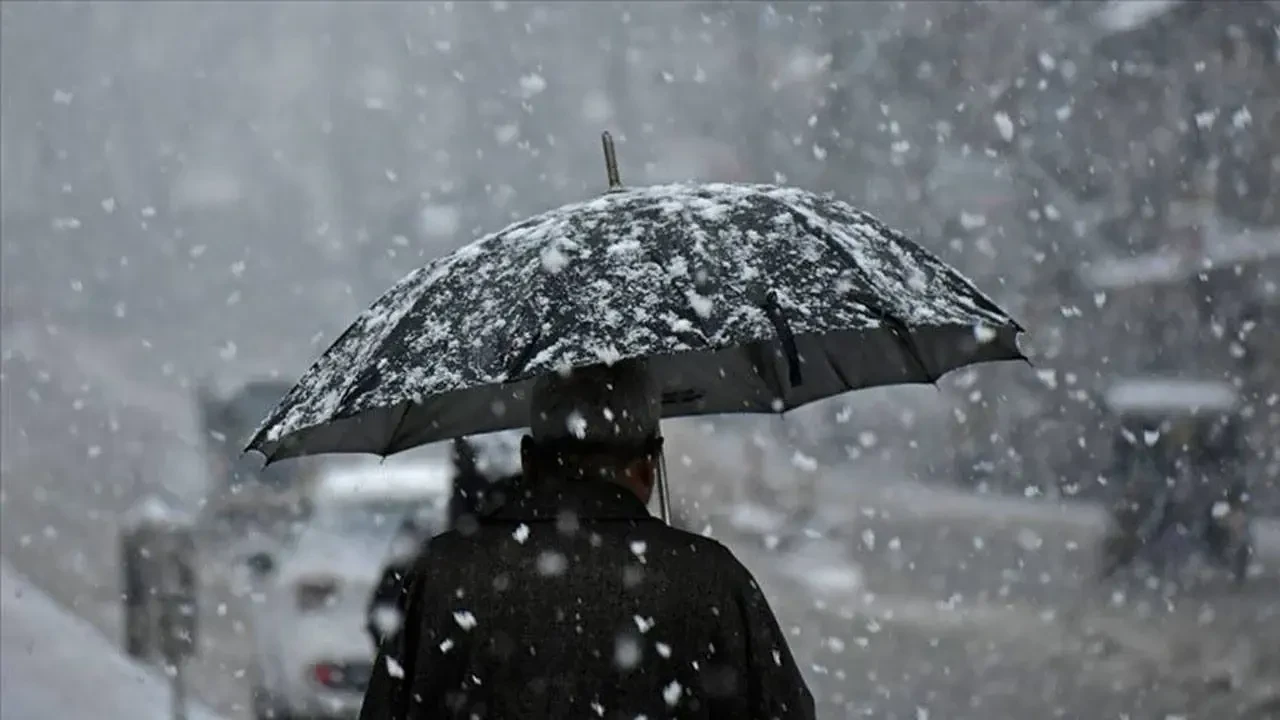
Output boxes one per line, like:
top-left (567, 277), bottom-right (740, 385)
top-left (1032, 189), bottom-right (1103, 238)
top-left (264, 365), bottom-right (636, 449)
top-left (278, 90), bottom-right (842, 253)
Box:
top-left (0, 558), bottom-right (224, 720)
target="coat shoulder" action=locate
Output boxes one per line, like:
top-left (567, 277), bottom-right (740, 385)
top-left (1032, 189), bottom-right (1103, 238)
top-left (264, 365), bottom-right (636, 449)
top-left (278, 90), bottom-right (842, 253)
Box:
top-left (408, 528), bottom-right (462, 570)
top-left (649, 525), bottom-right (753, 578)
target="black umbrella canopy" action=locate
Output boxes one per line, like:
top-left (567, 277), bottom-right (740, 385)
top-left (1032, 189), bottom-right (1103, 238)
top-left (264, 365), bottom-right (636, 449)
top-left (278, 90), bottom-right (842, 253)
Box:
top-left (249, 142), bottom-right (1024, 463)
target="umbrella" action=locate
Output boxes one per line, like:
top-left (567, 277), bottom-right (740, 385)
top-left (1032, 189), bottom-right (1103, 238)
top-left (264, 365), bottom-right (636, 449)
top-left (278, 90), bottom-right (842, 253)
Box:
top-left (248, 133), bottom-right (1026, 518)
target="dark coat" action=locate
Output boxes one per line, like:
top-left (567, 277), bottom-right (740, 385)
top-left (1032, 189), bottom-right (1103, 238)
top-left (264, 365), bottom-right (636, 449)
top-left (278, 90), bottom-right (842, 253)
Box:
top-left (358, 477), bottom-right (814, 720)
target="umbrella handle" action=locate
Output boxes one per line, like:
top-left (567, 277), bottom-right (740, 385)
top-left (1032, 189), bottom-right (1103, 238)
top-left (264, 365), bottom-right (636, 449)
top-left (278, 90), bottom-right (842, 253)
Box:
top-left (656, 448), bottom-right (672, 525)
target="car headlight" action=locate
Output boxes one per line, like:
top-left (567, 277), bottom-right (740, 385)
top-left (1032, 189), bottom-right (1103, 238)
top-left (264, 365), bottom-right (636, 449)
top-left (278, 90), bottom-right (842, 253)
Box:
top-left (296, 576), bottom-right (341, 611)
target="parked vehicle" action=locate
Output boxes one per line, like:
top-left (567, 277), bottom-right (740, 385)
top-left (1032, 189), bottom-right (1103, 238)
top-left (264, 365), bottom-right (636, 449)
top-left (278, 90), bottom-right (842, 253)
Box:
top-left (242, 458), bottom-right (452, 720)
top-left (195, 378), bottom-right (319, 542)
top-left (1097, 377), bottom-right (1253, 584)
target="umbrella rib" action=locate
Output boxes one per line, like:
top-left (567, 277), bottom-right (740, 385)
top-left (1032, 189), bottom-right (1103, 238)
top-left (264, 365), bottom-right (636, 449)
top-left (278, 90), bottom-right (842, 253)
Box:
top-left (762, 290), bottom-right (803, 388)
top-left (378, 401), bottom-right (414, 456)
top-left (505, 326), bottom-right (543, 382)
top-left (864, 301), bottom-right (938, 385)
top-left (745, 341), bottom-right (787, 408)
top-left (821, 341), bottom-right (856, 392)
top-left (776, 205), bottom-right (938, 384)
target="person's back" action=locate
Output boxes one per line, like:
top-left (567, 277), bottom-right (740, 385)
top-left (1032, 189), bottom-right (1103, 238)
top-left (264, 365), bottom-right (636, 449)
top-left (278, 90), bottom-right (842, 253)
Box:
top-left (358, 360), bottom-right (813, 719)
top-left (400, 478), bottom-right (808, 718)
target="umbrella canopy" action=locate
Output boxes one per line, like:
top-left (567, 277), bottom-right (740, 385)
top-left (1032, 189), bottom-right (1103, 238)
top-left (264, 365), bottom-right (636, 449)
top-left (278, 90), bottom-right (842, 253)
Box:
top-left (250, 162), bottom-right (1023, 464)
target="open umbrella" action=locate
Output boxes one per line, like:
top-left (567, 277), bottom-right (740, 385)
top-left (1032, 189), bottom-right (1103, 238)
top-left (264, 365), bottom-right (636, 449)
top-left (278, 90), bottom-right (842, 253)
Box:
top-left (248, 134), bottom-right (1026, 518)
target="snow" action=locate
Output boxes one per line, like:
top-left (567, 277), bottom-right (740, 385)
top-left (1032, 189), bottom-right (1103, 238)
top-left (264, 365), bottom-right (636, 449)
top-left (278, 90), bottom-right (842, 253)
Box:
top-left (1093, 0), bottom-right (1183, 34)
top-left (311, 457), bottom-right (454, 500)
top-left (726, 502), bottom-right (790, 536)
top-left (0, 559), bottom-right (224, 720)
top-left (513, 523), bottom-right (531, 543)
top-left (1083, 223), bottom-right (1280, 291)
top-left (1103, 378), bottom-right (1239, 414)
top-left (453, 609), bottom-right (477, 630)
top-left (418, 204), bottom-right (462, 239)
top-left (517, 72), bottom-right (547, 97)
top-left (993, 112), bottom-right (1015, 142)
top-left (662, 679), bottom-right (683, 706)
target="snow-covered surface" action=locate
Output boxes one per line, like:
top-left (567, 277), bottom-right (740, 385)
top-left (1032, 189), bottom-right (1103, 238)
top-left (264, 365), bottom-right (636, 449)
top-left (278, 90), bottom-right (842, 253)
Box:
top-left (778, 538), bottom-right (865, 593)
top-left (1104, 377), bottom-right (1239, 414)
top-left (466, 429), bottom-right (524, 479)
top-left (253, 182), bottom-right (1020, 459)
top-left (312, 457), bottom-right (454, 501)
top-left (1093, 0), bottom-right (1183, 35)
top-left (724, 501), bottom-right (791, 536)
top-left (1084, 224), bottom-right (1280, 291)
top-left (0, 558), bottom-right (224, 720)
top-left (124, 493), bottom-right (196, 526)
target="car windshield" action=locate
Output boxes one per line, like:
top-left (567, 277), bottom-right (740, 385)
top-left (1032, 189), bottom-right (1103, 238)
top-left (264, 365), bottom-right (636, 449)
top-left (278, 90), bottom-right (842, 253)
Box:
top-left (305, 500), bottom-right (425, 544)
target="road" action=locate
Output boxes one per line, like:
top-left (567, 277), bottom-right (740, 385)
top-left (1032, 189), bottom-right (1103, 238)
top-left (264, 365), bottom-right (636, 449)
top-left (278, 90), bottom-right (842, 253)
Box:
top-left (718, 498), bottom-right (1280, 720)
top-left (3, 319), bottom-right (1278, 719)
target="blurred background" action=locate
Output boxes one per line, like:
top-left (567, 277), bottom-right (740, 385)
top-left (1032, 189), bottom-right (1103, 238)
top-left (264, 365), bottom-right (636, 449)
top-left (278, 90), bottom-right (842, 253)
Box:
top-left (2, 2), bottom-right (1279, 719)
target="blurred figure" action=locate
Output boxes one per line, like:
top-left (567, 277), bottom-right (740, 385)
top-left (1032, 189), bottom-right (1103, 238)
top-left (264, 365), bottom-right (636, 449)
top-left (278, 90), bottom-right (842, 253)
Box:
top-left (1100, 458), bottom-right (1253, 585)
top-left (1097, 378), bottom-right (1253, 585)
top-left (365, 510), bottom-right (430, 651)
top-left (448, 437), bottom-right (503, 529)
top-left (359, 360), bottom-right (813, 720)
top-left (366, 439), bottom-right (516, 650)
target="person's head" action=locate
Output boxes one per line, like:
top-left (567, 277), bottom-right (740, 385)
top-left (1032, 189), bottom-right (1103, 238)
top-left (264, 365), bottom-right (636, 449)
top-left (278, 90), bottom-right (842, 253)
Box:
top-left (451, 438), bottom-right (479, 475)
top-left (523, 359), bottom-right (662, 503)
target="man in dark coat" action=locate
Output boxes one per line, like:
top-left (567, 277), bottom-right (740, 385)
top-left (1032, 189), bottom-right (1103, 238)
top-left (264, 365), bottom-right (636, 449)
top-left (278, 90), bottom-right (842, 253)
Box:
top-left (358, 360), bottom-right (814, 720)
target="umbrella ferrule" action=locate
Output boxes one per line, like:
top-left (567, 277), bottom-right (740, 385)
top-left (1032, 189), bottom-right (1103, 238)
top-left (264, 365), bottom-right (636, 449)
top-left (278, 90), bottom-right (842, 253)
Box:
top-left (602, 131), bottom-right (623, 191)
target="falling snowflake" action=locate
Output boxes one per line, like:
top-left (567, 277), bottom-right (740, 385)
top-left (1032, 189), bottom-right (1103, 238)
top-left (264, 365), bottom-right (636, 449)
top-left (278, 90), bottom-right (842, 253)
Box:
top-left (565, 409), bottom-right (588, 439)
top-left (663, 680), bottom-right (683, 707)
top-left (993, 111), bottom-right (1015, 142)
top-left (615, 635), bottom-right (642, 669)
top-left (513, 524), bottom-right (530, 544)
top-left (537, 551), bottom-right (567, 577)
top-left (518, 73), bottom-right (547, 97)
top-left (790, 451), bottom-right (818, 472)
top-left (453, 610), bottom-right (477, 631)
top-left (634, 615), bottom-right (655, 634)
top-left (385, 656), bottom-right (405, 679)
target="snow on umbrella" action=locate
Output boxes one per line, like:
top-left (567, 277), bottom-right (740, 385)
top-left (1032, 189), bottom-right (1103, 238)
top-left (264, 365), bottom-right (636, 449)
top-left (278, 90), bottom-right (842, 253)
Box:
top-left (248, 133), bottom-right (1024, 470)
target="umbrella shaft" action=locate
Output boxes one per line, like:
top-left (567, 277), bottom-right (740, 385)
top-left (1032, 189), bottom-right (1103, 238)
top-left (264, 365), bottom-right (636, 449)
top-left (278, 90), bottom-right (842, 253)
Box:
top-left (657, 451), bottom-right (672, 524)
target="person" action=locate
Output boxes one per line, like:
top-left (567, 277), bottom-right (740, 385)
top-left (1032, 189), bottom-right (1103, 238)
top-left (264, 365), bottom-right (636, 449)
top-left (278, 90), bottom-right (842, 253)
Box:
top-left (367, 440), bottom-right (519, 650)
top-left (358, 360), bottom-right (814, 719)
top-left (448, 437), bottom-right (507, 530)
top-left (1099, 455), bottom-right (1252, 586)
top-left (366, 512), bottom-right (429, 651)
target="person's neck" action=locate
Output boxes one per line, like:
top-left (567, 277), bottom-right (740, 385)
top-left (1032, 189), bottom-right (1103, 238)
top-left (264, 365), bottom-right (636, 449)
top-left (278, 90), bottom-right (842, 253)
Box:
top-left (608, 475), bottom-right (649, 504)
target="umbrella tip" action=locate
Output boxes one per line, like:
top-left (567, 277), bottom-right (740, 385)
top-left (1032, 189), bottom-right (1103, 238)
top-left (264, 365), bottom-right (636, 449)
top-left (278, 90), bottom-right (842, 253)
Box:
top-left (601, 131), bottom-right (623, 191)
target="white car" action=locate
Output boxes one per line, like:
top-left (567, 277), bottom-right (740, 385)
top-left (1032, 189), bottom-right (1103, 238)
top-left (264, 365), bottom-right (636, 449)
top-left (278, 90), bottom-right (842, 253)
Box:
top-left (244, 458), bottom-right (451, 720)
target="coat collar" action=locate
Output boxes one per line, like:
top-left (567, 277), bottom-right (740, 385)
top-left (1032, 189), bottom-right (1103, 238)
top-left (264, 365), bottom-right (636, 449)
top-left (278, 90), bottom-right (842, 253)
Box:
top-left (482, 476), bottom-right (654, 523)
